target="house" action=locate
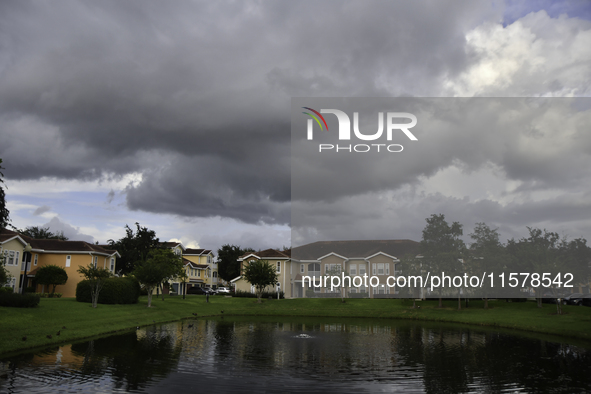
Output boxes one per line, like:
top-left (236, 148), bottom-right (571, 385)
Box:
top-left (0, 230), bottom-right (29, 292)
top-left (0, 228), bottom-right (120, 297)
top-left (233, 248), bottom-right (291, 295)
top-left (157, 243), bottom-right (218, 295)
top-left (182, 248), bottom-right (217, 290)
top-left (233, 240), bottom-right (420, 299)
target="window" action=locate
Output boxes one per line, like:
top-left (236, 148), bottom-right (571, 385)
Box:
top-left (213, 272), bottom-right (217, 278)
top-left (197, 270), bottom-right (201, 277)
top-left (7, 251), bottom-right (15, 266)
top-left (386, 263), bottom-right (389, 275)
top-left (377, 263), bottom-right (384, 275)
top-left (308, 263), bottom-right (320, 276)
top-left (300, 264), bottom-right (304, 273)
top-left (372, 263), bottom-right (376, 275)
top-left (276, 261), bottom-right (281, 273)
top-left (207, 255), bottom-right (212, 264)
top-left (66, 255), bottom-right (71, 268)
top-left (110, 258), bottom-right (115, 272)
top-left (34, 254), bottom-right (38, 266)
top-left (350, 264), bottom-right (357, 275)
top-left (350, 287), bottom-right (357, 293)
top-left (93, 256), bottom-right (98, 268)
top-left (175, 249), bottom-right (181, 256)
top-left (359, 265), bottom-right (366, 275)
top-left (325, 263), bottom-right (341, 274)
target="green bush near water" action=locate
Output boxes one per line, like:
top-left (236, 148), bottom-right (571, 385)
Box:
top-left (76, 277), bottom-right (141, 304)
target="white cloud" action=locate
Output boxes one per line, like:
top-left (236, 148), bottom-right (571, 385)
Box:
top-left (445, 11), bottom-right (591, 97)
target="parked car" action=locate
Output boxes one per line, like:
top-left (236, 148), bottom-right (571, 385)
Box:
top-left (581, 294), bottom-right (591, 307)
top-left (187, 286), bottom-right (208, 295)
top-left (217, 287), bottom-right (231, 295)
top-left (206, 288), bottom-right (217, 295)
top-left (563, 293), bottom-right (584, 305)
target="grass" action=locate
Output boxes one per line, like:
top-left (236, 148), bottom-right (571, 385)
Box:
top-left (1, 295), bottom-right (590, 355)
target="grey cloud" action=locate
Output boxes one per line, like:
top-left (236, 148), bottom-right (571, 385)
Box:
top-left (0, 1), bottom-right (589, 231)
top-left (33, 205), bottom-right (51, 216)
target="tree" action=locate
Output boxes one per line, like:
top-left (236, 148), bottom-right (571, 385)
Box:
top-left (0, 253), bottom-right (9, 287)
top-left (217, 244), bottom-right (255, 282)
top-left (241, 259), bottom-right (278, 303)
top-left (507, 227), bottom-right (561, 308)
top-left (35, 265), bottom-right (68, 296)
top-left (400, 253), bottom-right (424, 308)
top-left (108, 223), bottom-right (160, 275)
top-left (15, 226), bottom-right (68, 240)
top-left (469, 222), bottom-right (506, 309)
top-left (133, 249), bottom-right (183, 307)
top-left (0, 158), bottom-right (9, 229)
top-left (78, 264), bottom-right (112, 308)
top-left (324, 264), bottom-right (349, 302)
top-left (178, 268), bottom-right (189, 300)
top-left (420, 214), bottom-right (466, 308)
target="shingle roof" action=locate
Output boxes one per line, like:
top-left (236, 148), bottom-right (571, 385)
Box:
top-left (160, 241), bottom-right (182, 248)
top-left (184, 248), bottom-right (212, 255)
top-left (239, 248), bottom-right (291, 259)
top-left (291, 240), bottom-right (420, 261)
top-left (0, 228), bottom-right (118, 256)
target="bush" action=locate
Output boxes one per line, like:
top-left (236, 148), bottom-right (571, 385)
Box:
top-left (76, 277), bottom-right (140, 304)
top-left (35, 293), bottom-right (62, 298)
top-left (233, 289), bottom-right (284, 299)
top-left (25, 286), bottom-right (35, 293)
top-left (0, 286), bottom-right (14, 294)
top-left (0, 292), bottom-right (40, 307)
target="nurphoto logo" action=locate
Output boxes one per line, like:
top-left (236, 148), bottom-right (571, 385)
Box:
top-left (302, 107), bottom-right (418, 153)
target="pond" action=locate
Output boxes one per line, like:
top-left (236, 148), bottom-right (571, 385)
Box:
top-left (1, 317), bottom-right (590, 393)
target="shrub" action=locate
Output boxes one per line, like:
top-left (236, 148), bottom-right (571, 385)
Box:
top-left (0, 292), bottom-right (40, 307)
top-left (0, 286), bottom-right (14, 294)
top-left (233, 289), bottom-right (284, 299)
top-left (76, 277), bottom-right (140, 304)
top-left (25, 286), bottom-right (35, 293)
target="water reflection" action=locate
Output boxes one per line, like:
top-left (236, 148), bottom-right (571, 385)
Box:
top-left (1, 318), bottom-right (590, 393)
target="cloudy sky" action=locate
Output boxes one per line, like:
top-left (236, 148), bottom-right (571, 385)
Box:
top-left (1, 0), bottom-right (590, 253)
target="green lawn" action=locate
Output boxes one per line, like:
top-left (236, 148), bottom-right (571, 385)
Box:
top-left (1, 295), bottom-right (590, 355)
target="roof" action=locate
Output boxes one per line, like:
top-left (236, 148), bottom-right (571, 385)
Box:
top-left (291, 240), bottom-right (420, 261)
top-left (0, 229), bottom-right (28, 246)
top-left (183, 248), bottom-right (213, 256)
top-left (0, 228), bottom-right (120, 257)
top-left (160, 241), bottom-right (184, 249)
top-left (239, 248), bottom-right (291, 260)
top-left (183, 258), bottom-right (209, 269)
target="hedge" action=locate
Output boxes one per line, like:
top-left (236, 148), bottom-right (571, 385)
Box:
top-left (0, 292), bottom-right (40, 307)
top-left (76, 277), bottom-right (141, 304)
top-left (233, 289), bottom-right (285, 299)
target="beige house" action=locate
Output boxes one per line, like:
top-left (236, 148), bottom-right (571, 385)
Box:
top-left (0, 230), bottom-right (29, 292)
top-left (233, 240), bottom-right (420, 299)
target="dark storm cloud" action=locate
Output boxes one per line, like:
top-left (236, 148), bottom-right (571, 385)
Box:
top-left (0, 0), bottom-right (494, 224)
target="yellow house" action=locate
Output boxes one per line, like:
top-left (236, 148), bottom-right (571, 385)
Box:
top-left (27, 238), bottom-right (120, 297)
top-left (183, 248), bottom-right (217, 289)
top-left (1, 228), bottom-right (120, 297)
top-left (157, 243), bottom-right (217, 295)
